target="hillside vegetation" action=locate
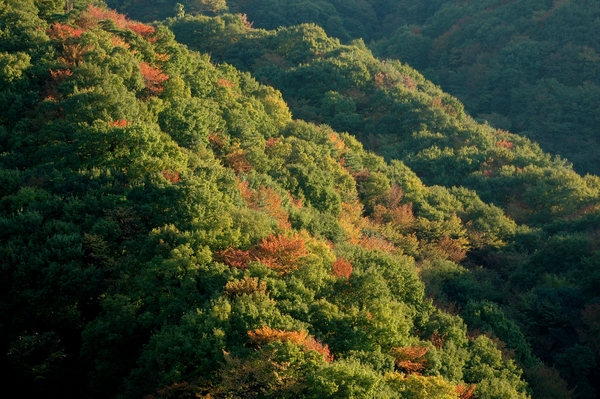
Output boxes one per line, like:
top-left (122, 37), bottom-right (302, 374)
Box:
top-left (109, 0), bottom-right (600, 175)
top-left (1, 1), bottom-right (599, 398)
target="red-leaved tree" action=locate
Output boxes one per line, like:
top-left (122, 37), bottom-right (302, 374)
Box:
top-left (248, 327), bottom-right (333, 362)
top-left (217, 234), bottom-right (308, 274)
top-left (332, 257), bottom-right (352, 279)
top-left (391, 346), bottom-right (430, 374)
top-left (139, 61), bottom-right (168, 94)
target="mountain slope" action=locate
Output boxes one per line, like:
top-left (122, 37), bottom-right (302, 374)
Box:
top-left (0, 2), bottom-right (541, 398)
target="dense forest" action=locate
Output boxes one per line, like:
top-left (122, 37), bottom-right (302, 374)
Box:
top-left (1, 0), bottom-right (599, 398)
top-left (109, 0), bottom-right (600, 175)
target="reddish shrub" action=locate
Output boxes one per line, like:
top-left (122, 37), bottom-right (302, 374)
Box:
top-left (332, 257), bottom-right (352, 279)
top-left (49, 68), bottom-right (73, 81)
top-left (217, 247), bottom-right (252, 270)
top-left (218, 233), bottom-right (308, 274)
top-left (248, 327), bottom-right (333, 362)
top-left (456, 383), bottom-right (476, 399)
top-left (217, 77), bottom-right (235, 88)
top-left (238, 181), bottom-right (291, 229)
top-left (303, 336), bottom-right (334, 362)
top-left (429, 331), bottom-right (446, 350)
top-left (161, 170), bottom-right (180, 183)
top-left (496, 139), bottom-right (514, 149)
top-left (255, 234), bottom-right (308, 273)
top-left (59, 44), bottom-right (94, 65)
top-left (109, 119), bottom-right (128, 128)
top-left (47, 23), bottom-right (83, 40)
top-left (127, 21), bottom-right (156, 38)
top-left (265, 137), bottom-right (281, 149)
top-left (139, 62), bottom-right (168, 94)
top-left (82, 5), bottom-right (128, 29)
top-left (391, 346), bottom-right (429, 374)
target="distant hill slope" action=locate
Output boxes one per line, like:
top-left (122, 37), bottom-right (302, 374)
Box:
top-left (371, 0), bottom-right (600, 176)
top-left (166, 14), bottom-right (600, 227)
top-left (110, 0), bottom-right (600, 175)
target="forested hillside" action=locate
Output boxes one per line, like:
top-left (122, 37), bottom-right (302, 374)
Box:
top-left (1, 1), bottom-right (599, 398)
top-left (110, 0), bottom-right (600, 175)
top-left (371, 0), bottom-right (600, 176)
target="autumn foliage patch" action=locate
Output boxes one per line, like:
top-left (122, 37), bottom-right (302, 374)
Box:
top-left (47, 23), bottom-right (83, 40)
top-left (332, 257), bottom-right (352, 278)
top-left (109, 119), bottom-right (128, 128)
top-left (139, 61), bottom-right (169, 94)
top-left (456, 383), bottom-right (477, 399)
top-left (238, 181), bottom-right (291, 229)
top-left (218, 233), bottom-right (308, 274)
top-left (78, 5), bottom-right (156, 39)
top-left (248, 326), bottom-right (333, 362)
top-left (391, 345), bottom-right (430, 374)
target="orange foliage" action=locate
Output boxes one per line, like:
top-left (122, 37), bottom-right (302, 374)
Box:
top-left (154, 53), bottom-right (171, 62)
top-left (402, 74), bottom-right (418, 91)
top-left (139, 62), bottom-right (168, 94)
top-left (217, 77), bottom-right (236, 88)
top-left (109, 119), bottom-right (128, 128)
top-left (161, 170), bottom-right (181, 183)
top-left (217, 247), bottom-right (252, 270)
top-left (430, 97), bottom-right (443, 108)
top-left (237, 181), bottom-right (291, 229)
top-left (265, 137), bottom-right (281, 149)
top-left (256, 187), bottom-right (291, 229)
top-left (255, 234), bottom-right (307, 273)
top-left (45, 68), bottom-right (72, 99)
top-left (239, 13), bottom-right (254, 30)
top-left (110, 35), bottom-right (130, 49)
top-left (79, 5), bottom-right (128, 30)
top-left (391, 346), bottom-right (429, 374)
top-left (374, 71), bottom-right (395, 89)
top-left (76, 5), bottom-right (157, 41)
top-left (50, 68), bottom-right (73, 81)
top-left (303, 336), bottom-right (334, 362)
top-left (328, 132), bottom-right (346, 153)
top-left (208, 132), bottom-right (226, 150)
top-left (47, 23), bottom-right (83, 40)
top-left (496, 139), bottom-right (514, 149)
top-left (218, 234), bottom-right (307, 274)
top-left (248, 327), bottom-right (333, 362)
top-left (372, 202), bottom-right (415, 229)
top-left (127, 21), bottom-right (156, 38)
top-left (456, 383), bottom-right (477, 399)
top-left (436, 235), bottom-right (468, 263)
top-left (358, 235), bottom-right (396, 253)
top-left (332, 257), bottom-right (353, 279)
